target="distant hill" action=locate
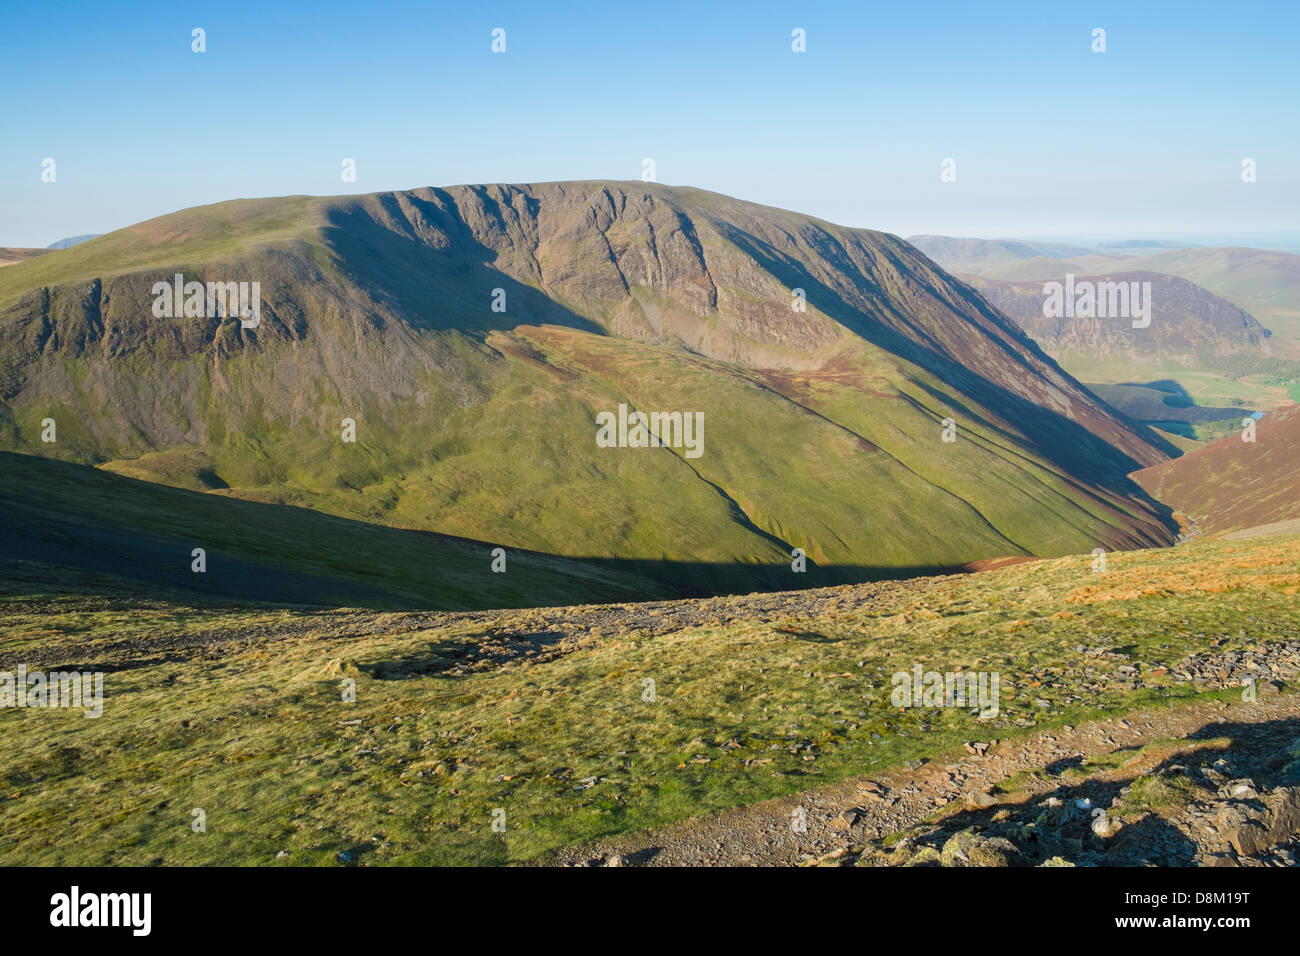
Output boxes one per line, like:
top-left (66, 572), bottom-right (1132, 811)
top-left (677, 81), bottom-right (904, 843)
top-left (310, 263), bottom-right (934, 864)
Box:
top-left (960, 262), bottom-right (1300, 419)
top-left (1112, 247), bottom-right (1300, 353)
top-left (975, 254), bottom-right (1142, 281)
top-left (1132, 403), bottom-right (1300, 533)
top-left (46, 234), bottom-right (102, 249)
top-left (908, 235), bottom-right (1107, 274)
top-left (966, 271), bottom-right (1273, 362)
top-left (913, 236), bottom-right (1300, 355)
top-left (904, 235), bottom-right (1196, 277)
top-left (0, 247), bottom-right (51, 268)
top-left (1094, 239), bottom-right (1193, 256)
top-left (0, 182), bottom-right (1179, 594)
top-left (907, 234), bottom-right (1197, 279)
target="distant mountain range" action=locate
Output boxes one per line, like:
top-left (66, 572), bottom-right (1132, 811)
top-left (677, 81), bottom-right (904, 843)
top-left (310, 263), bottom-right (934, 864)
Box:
top-left (0, 182), bottom-right (1179, 602)
top-left (0, 247), bottom-right (51, 268)
top-left (46, 234), bottom-right (102, 249)
top-left (911, 234), bottom-right (1300, 355)
top-left (907, 235), bottom-right (1143, 276)
top-left (0, 236), bottom-right (101, 269)
top-left (907, 235), bottom-right (1193, 261)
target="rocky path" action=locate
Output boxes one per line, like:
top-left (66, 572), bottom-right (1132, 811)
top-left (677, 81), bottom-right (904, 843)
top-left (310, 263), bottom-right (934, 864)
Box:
top-left (552, 689), bottom-right (1300, 867)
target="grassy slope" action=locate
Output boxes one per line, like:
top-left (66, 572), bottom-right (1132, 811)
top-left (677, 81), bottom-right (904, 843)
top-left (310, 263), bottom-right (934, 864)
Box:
top-left (0, 248), bottom-right (52, 268)
top-left (2, 530), bottom-right (1296, 865)
top-left (4, 324), bottom-right (1165, 595)
top-left (0, 197), bottom-right (325, 298)
top-left (1132, 403), bottom-right (1300, 534)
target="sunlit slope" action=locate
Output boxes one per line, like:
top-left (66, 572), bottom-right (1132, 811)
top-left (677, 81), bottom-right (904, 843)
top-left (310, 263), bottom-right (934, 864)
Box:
top-left (1133, 403), bottom-right (1300, 534)
top-left (3, 528), bottom-right (1297, 865)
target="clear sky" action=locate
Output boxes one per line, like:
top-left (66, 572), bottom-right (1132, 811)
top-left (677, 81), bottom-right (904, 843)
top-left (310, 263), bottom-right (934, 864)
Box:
top-left (2, 0), bottom-right (1297, 248)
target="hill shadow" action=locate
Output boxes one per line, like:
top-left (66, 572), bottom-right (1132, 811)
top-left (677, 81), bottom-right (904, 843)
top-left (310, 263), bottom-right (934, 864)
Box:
top-left (0, 451), bottom-right (1065, 615)
top-left (1107, 380), bottom-right (1247, 424)
top-left (1132, 379), bottom-right (1195, 404)
top-left (0, 546), bottom-right (983, 616)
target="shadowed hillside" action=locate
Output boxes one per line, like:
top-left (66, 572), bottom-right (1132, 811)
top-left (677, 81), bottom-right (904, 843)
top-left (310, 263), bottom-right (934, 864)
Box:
top-left (0, 450), bottom-right (669, 610)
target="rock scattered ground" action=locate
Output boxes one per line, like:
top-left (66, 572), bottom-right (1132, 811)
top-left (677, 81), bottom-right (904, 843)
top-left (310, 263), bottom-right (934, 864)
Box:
top-left (553, 689), bottom-right (1300, 867)
top-left (12, 573), bottom-right (1016, 673)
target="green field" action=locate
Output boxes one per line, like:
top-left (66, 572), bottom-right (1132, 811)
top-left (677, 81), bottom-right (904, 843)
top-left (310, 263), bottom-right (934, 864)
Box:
top-left (1065, 355), bottom-right (1299, 413)
top-left (0, 450), bottom-right (669, 610)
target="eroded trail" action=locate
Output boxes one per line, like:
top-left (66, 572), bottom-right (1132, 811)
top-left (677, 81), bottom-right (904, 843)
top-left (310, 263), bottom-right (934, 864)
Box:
top-left (553, 691), bottom-right (1300, 867)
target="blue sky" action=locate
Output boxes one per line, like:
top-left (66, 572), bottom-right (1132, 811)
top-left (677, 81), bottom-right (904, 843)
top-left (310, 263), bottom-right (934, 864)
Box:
top-left (2, 0), bottom-right (1297, 248)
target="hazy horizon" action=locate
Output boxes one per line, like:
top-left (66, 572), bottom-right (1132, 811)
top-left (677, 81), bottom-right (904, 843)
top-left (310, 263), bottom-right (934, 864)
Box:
top-left (9, 181), bottom-right (1300, 257)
